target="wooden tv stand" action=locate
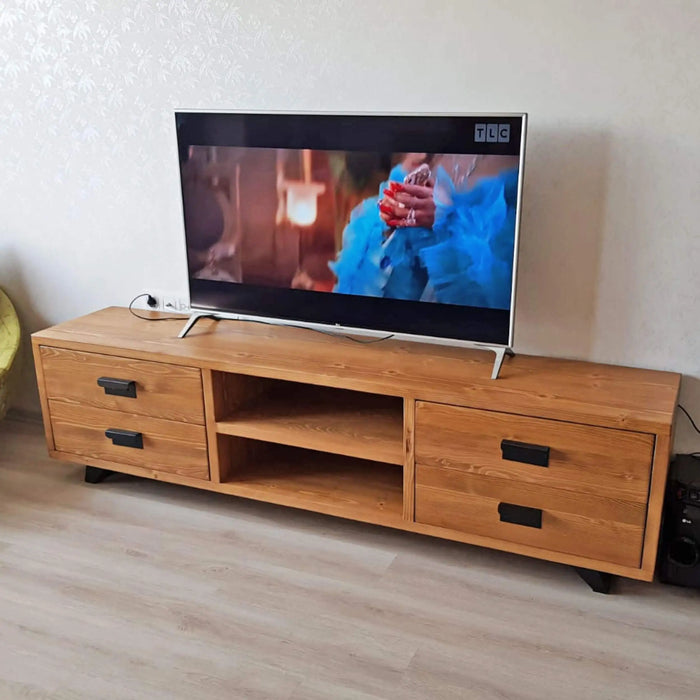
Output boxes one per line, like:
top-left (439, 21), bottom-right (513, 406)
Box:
top-left (32, 307), bottom-right (680, 592)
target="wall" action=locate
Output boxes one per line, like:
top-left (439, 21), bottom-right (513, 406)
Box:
top-left (1, 0), bottom-right (698, 451)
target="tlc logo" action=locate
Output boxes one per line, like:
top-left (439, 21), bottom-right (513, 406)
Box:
top-left (474, 123), bottom-right (511, 143)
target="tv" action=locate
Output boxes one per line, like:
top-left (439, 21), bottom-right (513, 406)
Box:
top-left (174, 111), bottom-right (526, 373)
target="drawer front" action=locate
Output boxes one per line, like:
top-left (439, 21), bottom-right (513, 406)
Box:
top-left (415, 402), bottom-right (654, 502)
top-left (41, 347), bottom-right (205, 425)
top-left (50, 401), bottom-right (209, 479)
top-left (416, 465), bottom-right (645, 567)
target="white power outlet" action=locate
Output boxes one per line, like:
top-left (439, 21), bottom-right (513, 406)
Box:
top-left (163, 295), bottom-right (190, 313)
top-left (130, 291), bottom-right (189, 312)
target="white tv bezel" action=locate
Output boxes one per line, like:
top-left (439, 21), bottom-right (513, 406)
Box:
top-left (174, 110), bottom-right (527, 378)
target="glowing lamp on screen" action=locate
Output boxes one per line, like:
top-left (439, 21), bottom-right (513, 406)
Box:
top-left (283, 149), bottom-right (326, 227)
top-left (285, 181), bottom-right (326, 226)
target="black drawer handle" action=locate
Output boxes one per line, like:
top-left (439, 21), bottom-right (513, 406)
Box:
top-left (105, 428), bottom-right (143, 449)
top-left (500, 439), bottom-right (550, 467)
top-left (97, 377), bottom-right (137, 398)
top-left (498, 502), bottom-right (542, 529)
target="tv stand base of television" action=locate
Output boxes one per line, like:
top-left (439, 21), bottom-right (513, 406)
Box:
top-left (32, 306), bottom-right (680, 593)
top-left (177, 310), bottom-right (220, 339)
top-left (177, 310), bottom-right (515, 379)
top-left (490, 345), bottom-right (514, 379)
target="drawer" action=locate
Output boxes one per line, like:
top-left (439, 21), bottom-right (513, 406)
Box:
top-left (50, 401), bottom-right (209, 480)
top-left (415, 468), bottom-right (645, 567)
top-left (41, 347), bottom-right (204, 425)
top-left (415, 402), bottom-right (654, 501)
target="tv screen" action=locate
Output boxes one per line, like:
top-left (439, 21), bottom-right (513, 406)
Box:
top-left (175, 112), bottom-right (526, 346)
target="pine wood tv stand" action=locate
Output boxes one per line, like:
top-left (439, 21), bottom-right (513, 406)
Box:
top-left (32, 307), bottom-right (680, 592)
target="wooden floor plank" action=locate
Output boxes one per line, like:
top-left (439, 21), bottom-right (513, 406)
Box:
top-left (1, 416), bottom-right (700, 699)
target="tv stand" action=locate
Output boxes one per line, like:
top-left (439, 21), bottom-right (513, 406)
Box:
top-left (32, 307), bottom-right (680, 592)
top-left (490, 345), bottom-right (514, 379)
top-left (178, 310), bottom-right (219, 338)
top-left (178, 311), bottom-right (514, 379)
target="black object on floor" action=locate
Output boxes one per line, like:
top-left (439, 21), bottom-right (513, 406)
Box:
top-left (658, 454), bottom-right (700, 589)
top-left (575, 567), bottom-right (613, 594)
top-left (84, 466), bottom-right (115, 484)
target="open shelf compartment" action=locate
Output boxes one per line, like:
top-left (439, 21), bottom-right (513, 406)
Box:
top-left (216, 437), bottom-right (404, 527)
top-left (212, 372), bottom-right (404, 465)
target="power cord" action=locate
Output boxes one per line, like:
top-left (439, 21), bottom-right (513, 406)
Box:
top-left (678, 404), bottom-right (700, 436)
top-left (127, 292), bottom-right (394, 344)
top-left (128, 293), bottom-right (189, 321)
top-left (677, 404), bottom-right (700, 459)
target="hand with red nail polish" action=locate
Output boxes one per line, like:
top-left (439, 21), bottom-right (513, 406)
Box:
top-left (381, 182), bottom-right (436, 229)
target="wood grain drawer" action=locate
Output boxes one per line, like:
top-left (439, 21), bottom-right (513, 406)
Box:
top-left (415, 402), bottom-right (654, 502)
top-left (415, 466), bottom-right (645, 567)
top-left (41, 347), bottom-right (204, 424)
top-left (50, 401), bottom-right (209, 479)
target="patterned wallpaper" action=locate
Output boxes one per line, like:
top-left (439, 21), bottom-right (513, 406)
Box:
top-left (0, 1), bottom-right (338, 217)
top-left (1, 1), bottom-right (699, 451)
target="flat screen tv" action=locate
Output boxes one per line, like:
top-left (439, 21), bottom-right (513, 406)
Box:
top-left (175, 111), bottom-right (526, 352)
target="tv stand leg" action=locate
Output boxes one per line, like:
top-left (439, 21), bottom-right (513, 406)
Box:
top-left (491, 347), bottom-right (514, 379)
top-left (178, 312), bottom-right (218, 339)
top-left (575, 567), bottom-right (613, 594)
top-left (85, 466), bottom-right (114, 484)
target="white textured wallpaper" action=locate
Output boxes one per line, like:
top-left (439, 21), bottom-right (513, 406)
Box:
top-left (1, 0), bottom-right (699, 451)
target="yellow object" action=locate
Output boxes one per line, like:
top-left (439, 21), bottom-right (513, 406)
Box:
top-left (0, 288), bottom-right (20, 420)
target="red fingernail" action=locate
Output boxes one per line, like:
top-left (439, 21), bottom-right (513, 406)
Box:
top-left (379, 204), bottom-right (392, 215)
top-left (382, 188), bottom-right (393, 197)
top-left (388, 219), bottom-right (400, 226)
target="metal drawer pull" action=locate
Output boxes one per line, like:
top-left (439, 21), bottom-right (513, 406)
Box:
top-left (500, 439), bottom-right (550, 467)
top-left (97, 377), bottom-right (137, 398)
top-left (498, 502), bottom-right (542, 529)
top-left (105, 428), bottom-right (143, 449)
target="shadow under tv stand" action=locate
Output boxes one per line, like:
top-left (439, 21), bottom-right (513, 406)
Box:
top-left (32, 306), bottom-right (680, 593)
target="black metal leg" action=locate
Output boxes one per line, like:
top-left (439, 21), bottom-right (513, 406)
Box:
top-left (575, 567), bottom-right (613, 594)
top-left (84, 466), bottom-right (114, 484)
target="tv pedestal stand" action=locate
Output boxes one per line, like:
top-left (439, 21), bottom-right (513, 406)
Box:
top-left (177, 311), bottom-right (514, 379)
top-left (178, 311), bottom-right (219, 339)
top-left (32, 306), bottom-right (680, 593)
top-left (490, 346), bottom-right (514, 380)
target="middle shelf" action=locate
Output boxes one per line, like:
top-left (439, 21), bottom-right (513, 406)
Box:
top-left (214, 376), bottom-right (405, 465)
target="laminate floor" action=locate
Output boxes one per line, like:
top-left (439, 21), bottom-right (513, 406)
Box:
top-left (1, 416), bottom-right (699, 699)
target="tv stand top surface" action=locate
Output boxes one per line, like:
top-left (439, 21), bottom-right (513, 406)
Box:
top-left (32, 306), bottom-right (680, 435)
